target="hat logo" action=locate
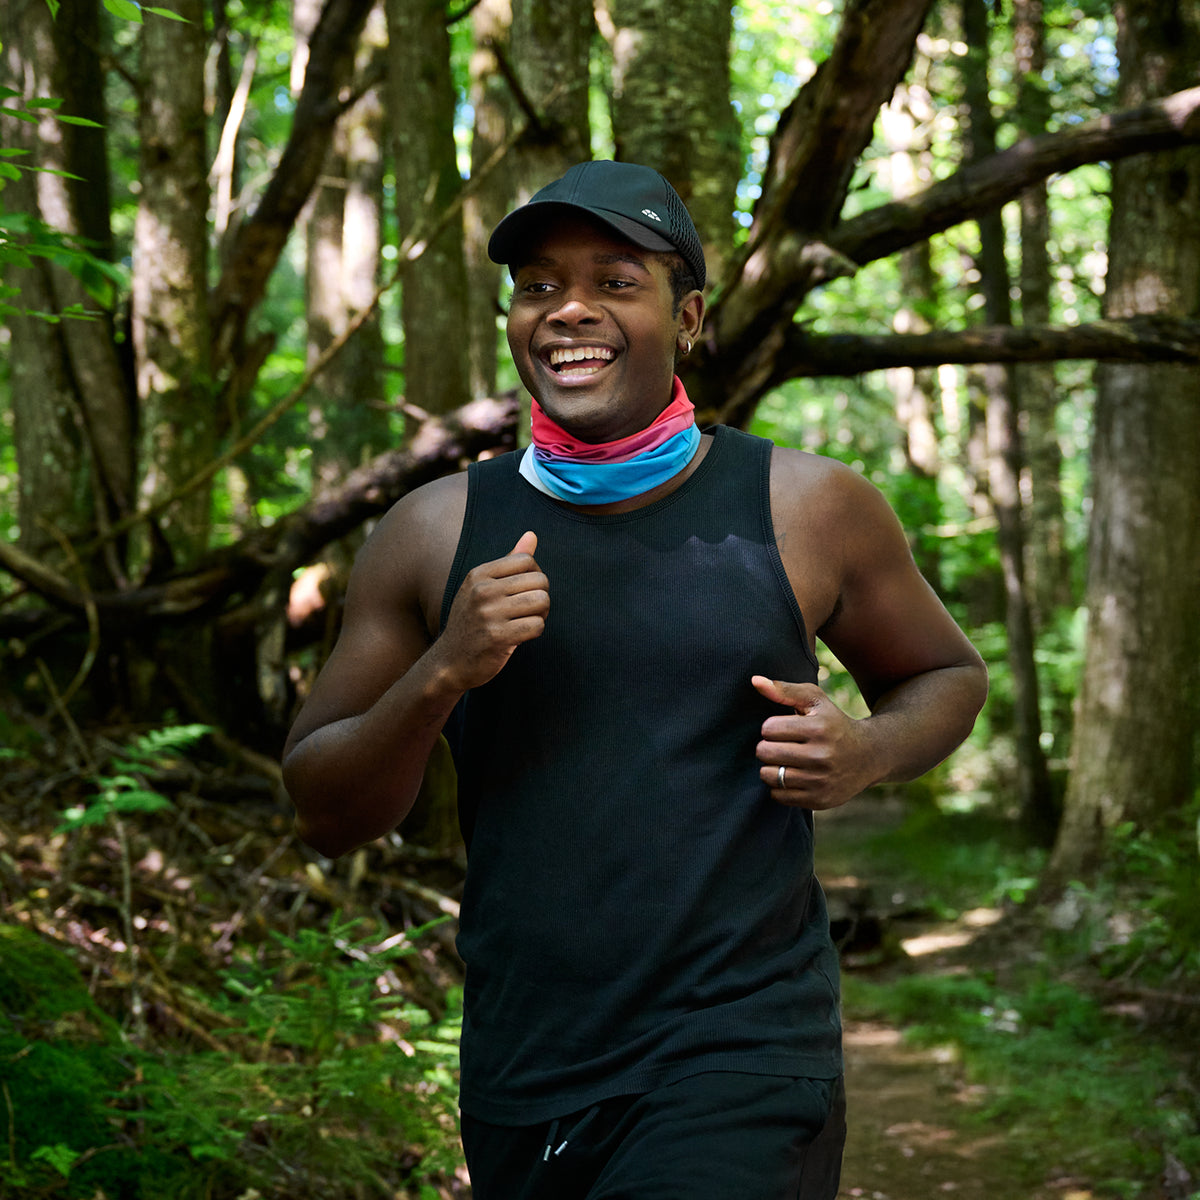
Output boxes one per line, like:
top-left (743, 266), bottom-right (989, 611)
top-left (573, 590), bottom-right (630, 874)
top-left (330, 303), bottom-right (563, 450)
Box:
top-left (641, 208), bottom-right (662, 222)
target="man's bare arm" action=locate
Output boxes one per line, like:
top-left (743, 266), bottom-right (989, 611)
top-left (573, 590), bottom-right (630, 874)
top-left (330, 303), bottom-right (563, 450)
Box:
top-left (756, 454), bottom-right (987, 810)
top-left (282, 486), bottom-right (548, 858)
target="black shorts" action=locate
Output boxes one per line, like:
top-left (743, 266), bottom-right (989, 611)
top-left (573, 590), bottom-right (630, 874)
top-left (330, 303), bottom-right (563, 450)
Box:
top-left (460, 1071), bottom-right (847, 1200)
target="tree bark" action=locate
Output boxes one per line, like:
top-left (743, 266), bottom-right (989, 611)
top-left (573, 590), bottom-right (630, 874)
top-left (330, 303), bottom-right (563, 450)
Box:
top-left (689, 85), bottom-right (1200, 427)
top-left (604, 0), bottom-right (741, 284)
top-left (882, 79), bottom-right (944, 589)
top-left (384, 0), bottom-right (472, 416)
top-left (1047, 0), bottom-right (1200, 885)
top-left (509, 0), bottom-right (592, 195)
top-left (961, 0), bottom-right (1054, 842)
top-left (766, 317), bottom-right (1200, 378)
top-left (465, 0), bottom-right (519, 400)
top-left (1, 0), bottom-right (133, 575)
top-left (132, 0), bottom-right (213, 567)
top-left (304, 1), bottom-right (389, 490)
top-left (829, 85), bottom-right (1200, 269)
top-left (0, 395), bottom-right (522, 629)
top-left (1013, 0), bottom-right (1072, 623)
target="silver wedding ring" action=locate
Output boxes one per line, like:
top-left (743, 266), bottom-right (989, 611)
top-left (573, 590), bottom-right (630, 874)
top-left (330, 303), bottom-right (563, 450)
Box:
top-left (776, 765), bottom-right (787, 789)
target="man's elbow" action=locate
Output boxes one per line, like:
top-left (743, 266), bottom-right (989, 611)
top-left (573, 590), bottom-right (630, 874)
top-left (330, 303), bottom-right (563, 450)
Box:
top-left (965, 655), bottom-right (990, 720)
top-left (293, 810), bottom-right (370, 860)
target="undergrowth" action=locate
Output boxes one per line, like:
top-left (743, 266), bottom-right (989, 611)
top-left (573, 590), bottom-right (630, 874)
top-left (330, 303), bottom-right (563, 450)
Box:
top-left (0, 722), bottom-right (468, 1199)
top-left (836, 798), bottom-right (1200, 1200)
top-left (1, 917), bottom-right (464, 1199)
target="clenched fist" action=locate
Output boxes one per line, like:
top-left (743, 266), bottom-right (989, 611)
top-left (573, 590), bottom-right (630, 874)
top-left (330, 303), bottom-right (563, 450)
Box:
top-left (438, 531), bottom-right (549, 692)
top-left (752, 675), bottom-right (882, 811)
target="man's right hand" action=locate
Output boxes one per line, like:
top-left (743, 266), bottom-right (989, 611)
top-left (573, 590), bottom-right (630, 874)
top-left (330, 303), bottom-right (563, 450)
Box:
top-left (437, 530), bottom-right (549, 691)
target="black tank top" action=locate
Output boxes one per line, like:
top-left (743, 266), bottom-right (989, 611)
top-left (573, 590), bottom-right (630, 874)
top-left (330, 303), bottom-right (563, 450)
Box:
top-left (441, 425), bottom-right (842, 1124)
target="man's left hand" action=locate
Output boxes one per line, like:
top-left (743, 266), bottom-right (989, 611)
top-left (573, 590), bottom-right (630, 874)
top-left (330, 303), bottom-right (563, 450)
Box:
top-left (751, 676), bottom-right (882, 811)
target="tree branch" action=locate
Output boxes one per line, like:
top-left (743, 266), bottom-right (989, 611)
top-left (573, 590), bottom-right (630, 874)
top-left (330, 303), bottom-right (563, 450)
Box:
top-left (696, 0), bottom-right (932, 421)
top-left (694, 83), bottom-right (1200, 427)
top-left (832, 85), bottom-right (1200, 267)
top-left (749, 0), bottom-right (933, 245)
top-left (767, 317), bottom-right (1200, 381)
top-left (0, 397), bottom-right (520, 629)
top-left (208, 0), bottom-right (375, 374)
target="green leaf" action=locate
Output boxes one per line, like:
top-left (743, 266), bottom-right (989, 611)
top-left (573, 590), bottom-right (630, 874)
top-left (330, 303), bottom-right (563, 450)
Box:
top-left (30, 1143), bottom-right (79, 1178)
top-left (57, 115), bottom-right (105, 128)
top-left (44, 0), bottom-right (62, 16)
top-left (143, 5), bottom-right (190, 19)
top-left (103, 0), bottom-right (143, 21)
top-left (24, 97), bottom-right (64, 110)
top-left (0, 164), bottom-right (19, 181)
top-left (0, 148), bottom-right (30, 157)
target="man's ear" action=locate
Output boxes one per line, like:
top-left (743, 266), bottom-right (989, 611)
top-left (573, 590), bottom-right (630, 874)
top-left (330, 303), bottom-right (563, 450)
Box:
top-left (677, 290), bottom-right (705, 352)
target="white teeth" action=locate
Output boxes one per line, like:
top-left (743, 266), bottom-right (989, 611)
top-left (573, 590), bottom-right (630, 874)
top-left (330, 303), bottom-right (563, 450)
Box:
top-left (548, 345), bottom-right (615, 366)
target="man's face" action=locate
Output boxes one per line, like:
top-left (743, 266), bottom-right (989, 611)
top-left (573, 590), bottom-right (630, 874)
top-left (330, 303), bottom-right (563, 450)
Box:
top-left (506, 213), bottom-right (701, 444)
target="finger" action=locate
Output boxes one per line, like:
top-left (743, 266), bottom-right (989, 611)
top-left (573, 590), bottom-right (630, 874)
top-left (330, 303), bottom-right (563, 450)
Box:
top-left (489, 581), bottom-right (550, 619)
top-left (511, 530), bottom-right (537, 557)
top-left (758, 714), bottom-right (820, 741)
top-left (758, 741), bottom-right (830, 774)
top-left (752, 675), bottom-right (824, 714)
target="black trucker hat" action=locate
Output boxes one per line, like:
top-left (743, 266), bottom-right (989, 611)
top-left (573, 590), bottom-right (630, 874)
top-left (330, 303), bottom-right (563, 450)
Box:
top-left (488, 160), bottom-right (706, 291)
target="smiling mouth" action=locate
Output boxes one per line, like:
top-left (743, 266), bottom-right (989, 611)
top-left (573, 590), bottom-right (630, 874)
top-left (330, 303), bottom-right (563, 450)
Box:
top-left (546, 345), bottom-right (616, 378)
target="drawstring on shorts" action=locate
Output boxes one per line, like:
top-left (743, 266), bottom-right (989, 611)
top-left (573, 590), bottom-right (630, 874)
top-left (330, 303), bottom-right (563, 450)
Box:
top-left (541, 1104), bottom-right (602, 1165)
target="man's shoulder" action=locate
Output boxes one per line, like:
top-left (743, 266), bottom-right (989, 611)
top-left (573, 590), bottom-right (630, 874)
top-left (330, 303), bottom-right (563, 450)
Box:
top-left (356, 470), bottom-right (470, 582)
top-left (364, 467), bottom-right (472, 550)
top-left (767, 443), bottom-right (866, 500)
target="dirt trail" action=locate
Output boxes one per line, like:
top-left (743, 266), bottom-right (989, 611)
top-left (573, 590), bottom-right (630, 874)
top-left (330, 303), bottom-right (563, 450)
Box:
top-left (815, 800), bottom-right (1100, 1200)
top-left (836, 1013), bottom-right (1092, 1200)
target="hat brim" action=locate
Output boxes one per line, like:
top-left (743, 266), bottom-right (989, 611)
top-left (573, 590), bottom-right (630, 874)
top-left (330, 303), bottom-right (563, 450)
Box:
top-left (488, 200), bottom-right (676, 267)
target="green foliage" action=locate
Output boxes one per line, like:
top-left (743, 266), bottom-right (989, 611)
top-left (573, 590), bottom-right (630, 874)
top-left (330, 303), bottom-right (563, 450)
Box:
top-left (1051, 795), bottom-right (1200, 987)
top-left (843, 969), bottom-right (1199, 1195)
top-left (834, 803), bottom-right (1048, 917)
top-left (833, 790), bottom-right (1200, 1199)
top-left (57, 724), bottom-right (212, 832)
top-left (127, 913), bottom-right (463, 1197)
top-left (0, 915), bottom-right (463, 1199)
top-left (0, 923), bottom-right (137, 1198)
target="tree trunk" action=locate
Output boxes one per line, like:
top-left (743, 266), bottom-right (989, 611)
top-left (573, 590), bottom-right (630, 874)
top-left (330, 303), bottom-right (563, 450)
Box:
top-left (384, 0), bottom-right (472, 416)
top-left (132, 0), bottom-right (214, 568)
top-left (961, 0), bottom-right (1055, 842)
top-left (1047, 0), bottom-right (1200, 885)
top-left (465, 0), bottom-right (519, 400)
top-left (1, 0), bottom-right (133, 576)
top-left (1013, 0), bottom-right (1072, 624)
top-left (603, 0), bottom-right (740, 284)
top-left (881, 79), bottom-right (944, 590)
top-left (510, 0), bottom-right (592, 193)
top-left (304, 2), bottom-right (389, 491)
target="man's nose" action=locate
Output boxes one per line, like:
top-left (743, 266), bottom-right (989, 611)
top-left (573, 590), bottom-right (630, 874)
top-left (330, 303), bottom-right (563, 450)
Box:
top-left (547, 290), bottom-right (600, 325)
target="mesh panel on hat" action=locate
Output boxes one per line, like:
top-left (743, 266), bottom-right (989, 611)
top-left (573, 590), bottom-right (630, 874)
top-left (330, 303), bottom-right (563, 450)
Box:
top-left (661, 187), bottom-right (705, 288)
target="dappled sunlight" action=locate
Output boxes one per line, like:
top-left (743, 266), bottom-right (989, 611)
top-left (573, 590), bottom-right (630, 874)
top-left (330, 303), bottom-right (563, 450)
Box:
top-left (901, 907), bottom-right (1003, 958)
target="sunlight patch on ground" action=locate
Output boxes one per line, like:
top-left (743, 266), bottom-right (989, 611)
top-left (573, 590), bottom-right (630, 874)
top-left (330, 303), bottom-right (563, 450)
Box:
top-left (900, 906), bottom-right (1003, 957)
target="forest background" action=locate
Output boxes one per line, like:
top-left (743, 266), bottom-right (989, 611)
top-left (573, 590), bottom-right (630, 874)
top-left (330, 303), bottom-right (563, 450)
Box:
top-left (1, 0), bottom-right (1198, 1196)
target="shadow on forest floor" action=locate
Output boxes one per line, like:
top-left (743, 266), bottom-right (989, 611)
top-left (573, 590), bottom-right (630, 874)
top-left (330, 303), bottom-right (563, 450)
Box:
top-left (815, 794), bottom-right (1199, 1200)
top-left (0, 713), bottom-right (1196, 1199)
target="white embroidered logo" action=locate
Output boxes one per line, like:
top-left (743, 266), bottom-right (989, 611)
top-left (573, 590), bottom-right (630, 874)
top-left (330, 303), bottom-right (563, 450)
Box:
top-left (641, 209), bottom-right (662, 222)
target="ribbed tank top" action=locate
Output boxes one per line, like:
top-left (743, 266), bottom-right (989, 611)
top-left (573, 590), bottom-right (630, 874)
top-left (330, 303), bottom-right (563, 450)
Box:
top-left (440, 425), bottom-right (842, 1124)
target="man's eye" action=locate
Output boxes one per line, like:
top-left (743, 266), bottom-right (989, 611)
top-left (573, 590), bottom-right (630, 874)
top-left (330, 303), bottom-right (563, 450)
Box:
top-left (602, 278), bottom-right (634, 290)
top-left (520, 281), bottom-right (554, 295)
